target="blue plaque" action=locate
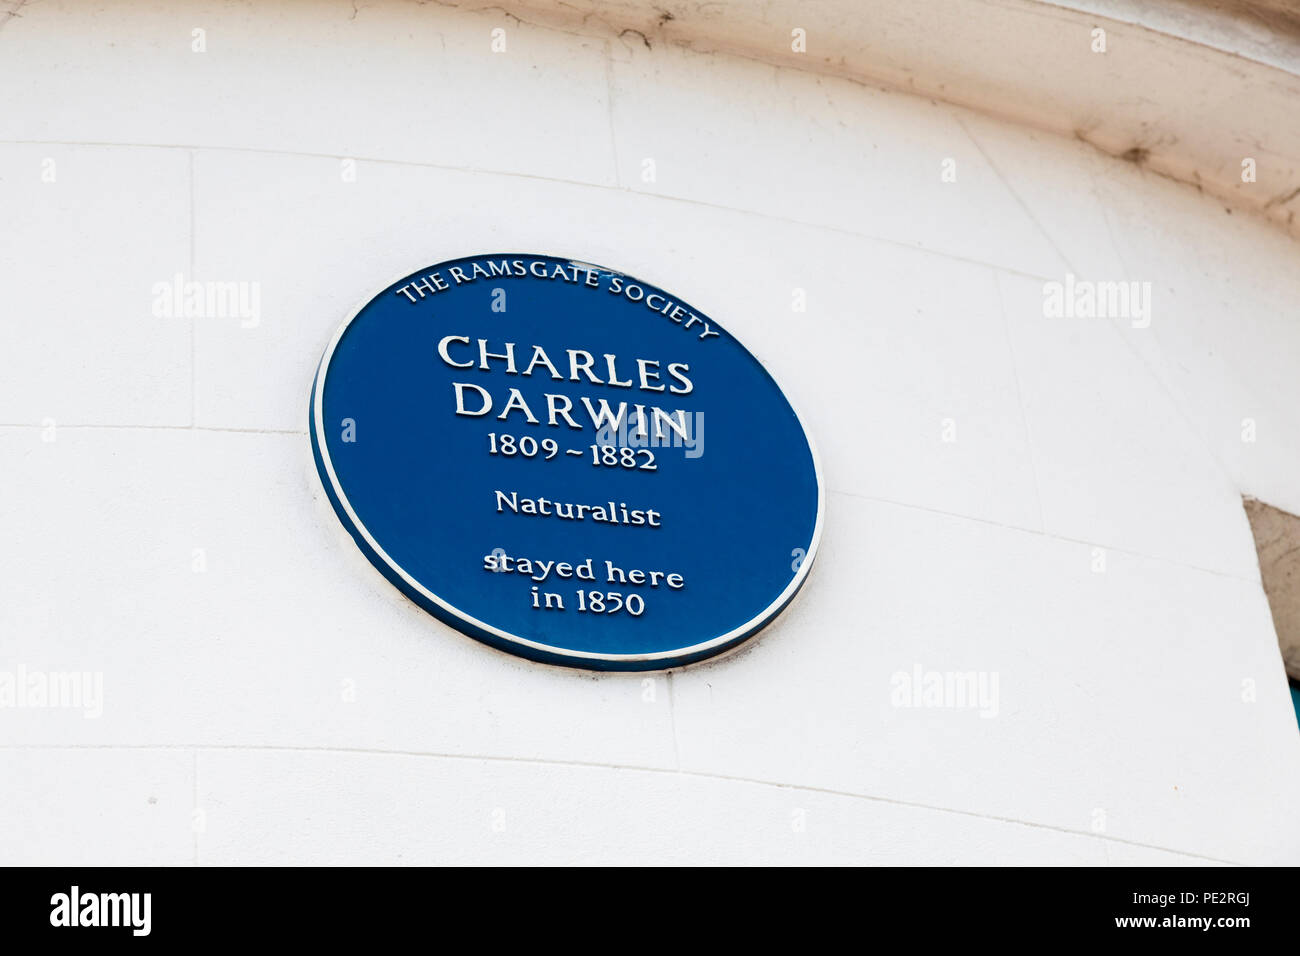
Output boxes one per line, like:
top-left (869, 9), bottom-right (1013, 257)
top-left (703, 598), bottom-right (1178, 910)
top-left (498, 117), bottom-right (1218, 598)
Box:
top-left (310, 254), bottom-right (823, 670)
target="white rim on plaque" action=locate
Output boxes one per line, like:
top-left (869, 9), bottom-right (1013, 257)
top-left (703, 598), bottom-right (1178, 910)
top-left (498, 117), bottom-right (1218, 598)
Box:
top-left (310, 254), bottom-right (826, 666)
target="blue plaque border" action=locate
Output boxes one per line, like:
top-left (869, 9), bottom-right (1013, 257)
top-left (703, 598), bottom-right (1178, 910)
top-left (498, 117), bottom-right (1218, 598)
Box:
top-left (308, 254), bottom-right (825, 671)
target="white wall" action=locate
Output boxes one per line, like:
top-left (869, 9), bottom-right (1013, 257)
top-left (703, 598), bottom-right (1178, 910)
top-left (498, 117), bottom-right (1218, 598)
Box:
top-left (2, 0), bottom-right (1298, 865)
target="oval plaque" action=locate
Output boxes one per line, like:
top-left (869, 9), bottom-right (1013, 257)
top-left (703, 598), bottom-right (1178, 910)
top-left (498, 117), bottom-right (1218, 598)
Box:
top-left (310, 254), bottom-right (822, 670)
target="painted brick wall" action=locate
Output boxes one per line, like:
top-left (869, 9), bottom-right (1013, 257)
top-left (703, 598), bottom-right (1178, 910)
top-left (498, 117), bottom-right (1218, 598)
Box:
top-left (2, 0), bottom-right (1298, 865)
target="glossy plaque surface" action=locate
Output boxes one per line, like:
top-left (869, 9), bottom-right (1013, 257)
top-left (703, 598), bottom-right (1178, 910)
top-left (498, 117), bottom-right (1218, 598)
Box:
top-left (310, 254), bottom-right (822, 670)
